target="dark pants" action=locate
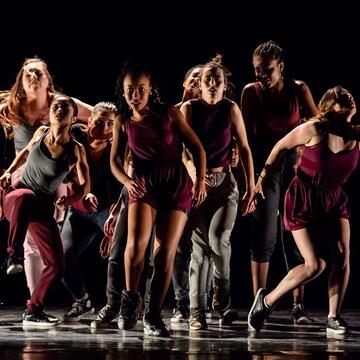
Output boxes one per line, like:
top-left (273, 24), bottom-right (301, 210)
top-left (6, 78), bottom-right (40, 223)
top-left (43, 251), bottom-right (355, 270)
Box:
top-left (60, 207), bottom-right (109, 300)
top-left (106, 187), bottom-right (154, 309)
top-left (4, 185), bottom-right (64, 314)
top-left (251, 150), bottom-right (303, 267)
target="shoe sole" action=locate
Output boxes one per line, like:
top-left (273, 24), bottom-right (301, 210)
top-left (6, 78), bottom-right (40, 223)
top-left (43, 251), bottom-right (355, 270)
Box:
top-left (170, 317), bottom-right (188, 323)
top-left (143, 327), bottom-right (170, 337)
top-left (294, 316), bottom-right (313, 325)
top-left (118, 318), bottom-right (138, 330)
top-left (7, 264), bottom-right (24, 275)
top-left (220, 311), bottom-right (239, 326)
top-left (90, 320), bottom-right (114, 329)
top-left (63, 307), bottom-right (95, 323)
top-left (23, 321), bottom-right (58, 328)
top-left (326, 327), bottom-right (346, 334)
top-left (247, 289), bottom-right (264, 332)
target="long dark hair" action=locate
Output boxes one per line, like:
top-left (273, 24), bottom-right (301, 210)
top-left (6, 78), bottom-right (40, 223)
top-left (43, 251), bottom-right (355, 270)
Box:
top-left (115, 59), bottom-right (163, 119)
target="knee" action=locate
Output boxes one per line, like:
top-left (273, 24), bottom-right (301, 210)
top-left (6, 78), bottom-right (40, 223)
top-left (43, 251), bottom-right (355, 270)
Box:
top-left (210, 230), bottom-right (231, 255)
top-left (251, 241), bottom-right (275, 262)
top-left (304, 258), bottom-right (326, 279)
top-left (125, 241), bottom-right (145, 262)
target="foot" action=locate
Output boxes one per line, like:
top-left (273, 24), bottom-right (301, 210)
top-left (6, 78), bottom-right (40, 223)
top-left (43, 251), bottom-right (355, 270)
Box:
top-left (171, 300), bottom-right (190, 323)
top-left (189, 308), bottom-right (207, 330)
top-left (143, 311), bottom-right (170, 337)
top-left (117, 290), bottom-right (141, 330)
top-left (63, 296), bottom-right (95, 322)
top-left (23, 310), bottom-right (59, 328)
top-left (327, 316), bottom-right (347, 334)
top-left (291, 303), bottom-right (313, 325)
top-left (248, 288), bottom-right (271, 332)
top-left (212, 279), bottom-right (230, 313)
top-left (91, 303), bottom-right (120, 329)
top-left (220, 308), bottom-right (240, 326)
top-left (6, 254), bottom-right (24, 275)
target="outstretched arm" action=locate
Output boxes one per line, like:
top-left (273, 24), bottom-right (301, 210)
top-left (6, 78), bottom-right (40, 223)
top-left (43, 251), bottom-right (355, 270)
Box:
top-left (0, 126), bottom-right (48, 189)
top-left (255, 120), bottom-right (320, 198)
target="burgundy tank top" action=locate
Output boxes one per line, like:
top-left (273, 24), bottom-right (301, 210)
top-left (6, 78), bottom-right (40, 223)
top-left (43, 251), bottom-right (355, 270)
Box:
top-left (297, 140), bottom-right (359, 188)
top-left (249, 81), bottom-right (301, 138)
top-left (125, 110), bottom-right (182, 165)
top-left (190, 98), bottom-right (232, 169)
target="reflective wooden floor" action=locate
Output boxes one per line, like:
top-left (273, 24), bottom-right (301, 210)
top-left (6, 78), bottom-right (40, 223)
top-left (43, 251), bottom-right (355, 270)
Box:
top-left (1, 307), bottom-right (360, 359)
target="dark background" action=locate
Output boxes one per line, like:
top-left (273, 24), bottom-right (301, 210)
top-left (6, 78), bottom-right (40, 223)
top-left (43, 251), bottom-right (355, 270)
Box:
top-left (0, 0), bottom-right (359, 311)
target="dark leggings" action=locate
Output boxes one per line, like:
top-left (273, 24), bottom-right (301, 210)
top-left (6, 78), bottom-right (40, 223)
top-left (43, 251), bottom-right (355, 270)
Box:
top-left (251, 150), bottom-right (303, 267)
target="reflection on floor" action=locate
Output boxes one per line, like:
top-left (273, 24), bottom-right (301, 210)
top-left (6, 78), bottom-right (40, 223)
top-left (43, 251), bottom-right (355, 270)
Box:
top-left (1, 307), bottom-right (360, 359)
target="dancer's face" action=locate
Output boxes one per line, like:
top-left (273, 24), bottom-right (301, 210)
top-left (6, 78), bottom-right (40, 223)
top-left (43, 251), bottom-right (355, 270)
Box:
top-left (22, 61), bottom-right (50, 94)
top-left (88, 110), bottom-right (115, 141)
top-left (123, 73), bottom-right (152, 113)
top-left (253, 55), bottom-right (283, 89)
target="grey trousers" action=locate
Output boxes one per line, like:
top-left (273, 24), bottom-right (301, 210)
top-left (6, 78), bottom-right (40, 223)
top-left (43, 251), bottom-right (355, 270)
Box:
top-left (189, 172), bottom-right (239, 310)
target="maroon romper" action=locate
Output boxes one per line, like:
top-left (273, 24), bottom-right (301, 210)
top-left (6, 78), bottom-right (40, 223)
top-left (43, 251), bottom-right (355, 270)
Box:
top-left (284, 139), bottom-right (359, 231)
top-left (125, 110), bottom-right (193, 213)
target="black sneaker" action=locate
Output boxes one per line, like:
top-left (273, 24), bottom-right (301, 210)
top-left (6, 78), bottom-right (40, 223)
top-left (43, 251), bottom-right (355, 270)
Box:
top-left (248, 288), bottom-right (271, 332)
top-left (63, 296), bottom-right (95, 322)
top-left (220, 308), bottom-right (240, 326)
top-left (291, 303), bottom-right (313, 325)
top-left (171, 300), bottom-right (190, 323)
top-left (118, 290), bottom-right (141, 330)
top-left (143, 311), bottom-right (170, 337)
top-left (91, 304), bottom-right (120, 329)
top-left (212, 279), bottom-right (230, 313)
top-left (5, 254), bottom-right (24, 275)
top-left (23, 311), bottom-right (59, 328)
top-left (327, 316), bottom-right (347, 334)
top-left (189, 308), bottom-right (207, 330)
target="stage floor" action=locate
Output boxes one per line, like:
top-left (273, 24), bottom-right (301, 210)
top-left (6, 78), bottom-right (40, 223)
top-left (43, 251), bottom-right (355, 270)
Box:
top-left (1, 307), bottom-right (360, 359)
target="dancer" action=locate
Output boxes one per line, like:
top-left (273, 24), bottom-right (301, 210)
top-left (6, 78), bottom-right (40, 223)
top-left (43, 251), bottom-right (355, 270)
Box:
top-left (0, 95), bottom-right (90, 326)
top-left (248, 86), bottom-right (358, 334)
top-left (241, 40), bottom-right (317, 324)
top-left (110, 60), bottom-right (206, 336)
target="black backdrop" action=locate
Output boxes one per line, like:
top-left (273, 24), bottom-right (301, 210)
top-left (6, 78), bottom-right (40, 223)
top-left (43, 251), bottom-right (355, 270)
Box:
top-left (0, 0), bottom-right (359, 310)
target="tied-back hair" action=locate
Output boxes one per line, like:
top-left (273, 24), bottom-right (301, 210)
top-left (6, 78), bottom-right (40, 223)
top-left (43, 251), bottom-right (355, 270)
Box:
top-left (184, 64), bottom-right (204, 81)
top-left (0, 56), bottom-right (59, 138)
top-left (115, 59), bottom-right (164, 121)
top-left (92, 101), bottom-right (119, 117)
top-left (253, 40), bottom-right (285, 63)
top-left (52, 94), bottom-right (78, 118)
top-left (201, 53), bottom-right (235, 99)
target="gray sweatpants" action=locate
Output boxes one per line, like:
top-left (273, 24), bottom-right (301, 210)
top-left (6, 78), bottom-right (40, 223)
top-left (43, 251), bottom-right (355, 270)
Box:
top-left (189, 172), bottom-right (239, 310)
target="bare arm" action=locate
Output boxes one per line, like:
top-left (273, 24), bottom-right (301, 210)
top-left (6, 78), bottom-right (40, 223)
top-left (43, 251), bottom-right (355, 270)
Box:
top-left (57, 143), bottom-right (91, 210)
top-left (176, 104), bottom-right (207, 206)
top-left (0, 126), bottom-right (48, 188)
top-left (229, 102), bottom-right (256, 214)
top-left (72, 97), bottom-right (94, 122)
top-left (259, 120), bottom-right (320, 181)
top-left (110, 116), bottom-right (146, 200)
top-left (295, 80), bottom-right (318, 118)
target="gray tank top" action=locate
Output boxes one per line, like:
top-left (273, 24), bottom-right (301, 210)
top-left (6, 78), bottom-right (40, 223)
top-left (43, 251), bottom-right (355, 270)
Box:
top-left (20, 128), bottom-right (74, 195)
top-left (13, 120), bottom-right (40, 153)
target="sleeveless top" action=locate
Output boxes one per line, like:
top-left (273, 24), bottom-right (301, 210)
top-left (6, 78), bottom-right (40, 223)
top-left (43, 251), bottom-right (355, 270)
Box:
top-left (296, 139), bottom-right (359, 189)
top-left (20, 128), bottom-right (74, 195)
top-left (244, 80), bottom-right (302, 167)
top-left (189, 98), bottom-right (232, 169)
top-left (125, 110), bottom-right (183, 168)
top-left (13, 119), bottom-right (40, 153)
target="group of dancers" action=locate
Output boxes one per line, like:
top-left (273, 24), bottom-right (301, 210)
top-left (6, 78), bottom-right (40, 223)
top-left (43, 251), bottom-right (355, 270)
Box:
top-left (0, 40), bottom-right (359, 337)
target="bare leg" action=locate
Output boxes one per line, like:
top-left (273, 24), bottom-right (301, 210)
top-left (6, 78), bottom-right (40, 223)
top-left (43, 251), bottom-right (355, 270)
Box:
top-left (149, 210), bottom-right (188, 312)
top-left (327, 218), bottom-right (350, 316)
top-left (125, 202), bottom-right (156, 292)
top-left (251, 260), bottom-right (269, 297)
top-left (265, 228), bottom-right (326, 307)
